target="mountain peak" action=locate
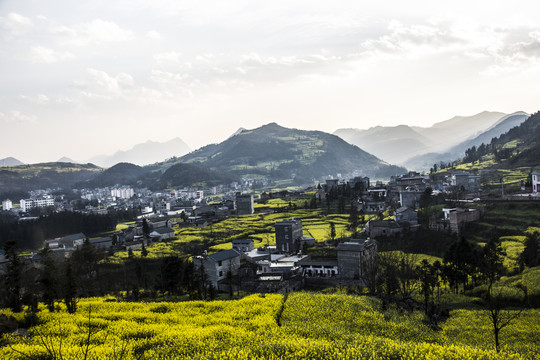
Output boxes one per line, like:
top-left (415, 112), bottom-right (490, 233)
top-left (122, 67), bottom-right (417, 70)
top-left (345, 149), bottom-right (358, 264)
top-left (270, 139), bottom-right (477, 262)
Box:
top-left (175, 122), bottom-right (406, 181)
top-left (87, 137), bottom-right (191, 167)
top-left (57, 156), bottom-right (77, 163)
top-left (0, 157), bottom-right (25, 167)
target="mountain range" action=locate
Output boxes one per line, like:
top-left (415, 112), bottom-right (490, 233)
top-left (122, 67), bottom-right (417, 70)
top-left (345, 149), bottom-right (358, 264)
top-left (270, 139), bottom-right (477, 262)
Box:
top-left (158, 122), bottom-right (406, 182)
top-left (333, 111), bottom-right (528, 170)
top-left (403, 111), bottom-right (529, 170)
top-left (3, 123), bottom-right (407, 194)
top-left (1, 110), bottom-right (535, 194)
top-left (87, 137), bottom-right (191, 168)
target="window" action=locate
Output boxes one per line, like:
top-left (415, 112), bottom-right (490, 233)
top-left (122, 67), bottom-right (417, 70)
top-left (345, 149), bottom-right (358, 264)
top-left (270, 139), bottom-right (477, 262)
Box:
top-left (218, 261), bottom-right (222, 266)
top-left (219, 271), bottom-right (223, 277)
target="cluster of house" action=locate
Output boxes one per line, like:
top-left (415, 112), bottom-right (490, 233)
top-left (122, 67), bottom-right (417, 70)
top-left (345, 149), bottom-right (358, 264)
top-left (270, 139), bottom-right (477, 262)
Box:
top-left (315, 172), bottom-right (485, 238)
top-left (194, 218), bottom-right (377, 293)
top-left (41, 219), bottom-right (176, 257)
top-left (0, 179), bottom-right (258, 225)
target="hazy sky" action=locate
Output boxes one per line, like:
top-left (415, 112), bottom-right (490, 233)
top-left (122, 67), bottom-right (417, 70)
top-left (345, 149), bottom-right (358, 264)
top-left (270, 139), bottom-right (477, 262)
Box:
top-left (2, 0), bottom-right (540, 163)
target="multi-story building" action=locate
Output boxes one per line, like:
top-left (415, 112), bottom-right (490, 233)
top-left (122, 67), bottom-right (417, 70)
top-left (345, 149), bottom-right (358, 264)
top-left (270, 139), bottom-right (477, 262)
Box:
top-left (235, 193), bottom-right (254, 215)
top-left (275, 218), bottom-right (303, 254)
top-left (20, 195), bottom-right (54, 212)
top-left (232, 239), bottom-right (254, 252)
top-left (336, 239), bottom-right (377, 280)
top-left (111, 187), bottom-right (134, 199)
top-left (451, 172), bottom-right (481, 192)
top-left (2, 199), bottom-right (12, 211)
top-left (532, 173), bottom-right (540, 193)
top-left (193, 249), bottom-right (241, 288)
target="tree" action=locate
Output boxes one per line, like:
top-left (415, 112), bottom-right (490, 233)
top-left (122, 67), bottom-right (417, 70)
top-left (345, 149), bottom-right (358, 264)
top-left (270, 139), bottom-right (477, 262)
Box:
top-left (481, 237), bottom-right (506, 286)
top-left (419, 187), bottom-right (433, 209)
top-left (141, 243), bottom-right (148, 257)
top-left (71, 239), bottom-right (99, 297)
top-left (328, 222), bottom-right (336, 242)
top-left (444, 237), bottom-right (481, 291)
top-left (483, 284), bottom-right (525, 353)
top-left (349, 205), bottom-right (359, 238)
top-left (2, 240), bottom-right (22, 312)
top-left (39, 246), bottom-right (58, 312)
top-left (63, 257), bottom-right (77, 314)
top-left (378, 252), bottom-right (400, 296)
top-left (396, 252), bottom-right (419, 298)
top-left (359, 251), bottom-right (379, 294)
top-left (417, 260), bottom-right (439, 315)
top-left (142, 219), bottom-right (150, 236)
top-left (519, 229), bottom-right (539, 269)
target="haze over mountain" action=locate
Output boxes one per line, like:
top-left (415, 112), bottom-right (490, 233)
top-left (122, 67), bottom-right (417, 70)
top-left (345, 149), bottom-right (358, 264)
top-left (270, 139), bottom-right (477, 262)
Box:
top-left (334, 111), bottom-right (512, 166)
top-left (0, 157), bottom-right (25, 167)
top-left (88, 138), bottom-right (191, 168)
top-left (57, 157), bottom-right (77, 163)
top-left (403, 111), bottom-right (530, 171)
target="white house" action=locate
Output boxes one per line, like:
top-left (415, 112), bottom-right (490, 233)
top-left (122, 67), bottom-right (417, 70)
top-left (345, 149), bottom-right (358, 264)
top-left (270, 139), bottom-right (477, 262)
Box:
top-left (2, 199), bottom-right (12, 211)
top-left (533, 173), bottom-right (540, 193)
top-left (20, 195), bottom-right (54, 212)
top-left (194, 249), bottom-right (241, 288)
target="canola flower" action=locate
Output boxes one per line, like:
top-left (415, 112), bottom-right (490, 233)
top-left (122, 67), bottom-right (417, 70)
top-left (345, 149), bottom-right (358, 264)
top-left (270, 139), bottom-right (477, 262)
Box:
top-left (1, 293), bottom-right (538, 359)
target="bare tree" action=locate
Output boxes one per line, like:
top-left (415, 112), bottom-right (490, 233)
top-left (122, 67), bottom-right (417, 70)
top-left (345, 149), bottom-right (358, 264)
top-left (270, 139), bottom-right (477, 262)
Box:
top-left (483, 284), bottom-right (525, 353)
top-left (359, 252), bottom-right (379, 295)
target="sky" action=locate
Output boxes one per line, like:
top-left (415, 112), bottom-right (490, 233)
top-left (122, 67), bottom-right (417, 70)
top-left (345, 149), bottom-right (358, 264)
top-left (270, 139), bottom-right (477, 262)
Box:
top-left (1, 0), bottom-right (540, 164)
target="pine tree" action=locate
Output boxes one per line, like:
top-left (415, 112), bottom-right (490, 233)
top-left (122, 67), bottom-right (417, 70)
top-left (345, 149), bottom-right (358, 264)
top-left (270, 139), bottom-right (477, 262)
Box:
top-left (142, 219), bottom-right (150, 236)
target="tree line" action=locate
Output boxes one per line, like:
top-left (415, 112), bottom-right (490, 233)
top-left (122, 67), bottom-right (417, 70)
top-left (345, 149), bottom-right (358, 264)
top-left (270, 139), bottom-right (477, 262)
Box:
top-left (0, 209), bottom-right (139, 250)
top-left (0, 239), bottom-right (219, 317)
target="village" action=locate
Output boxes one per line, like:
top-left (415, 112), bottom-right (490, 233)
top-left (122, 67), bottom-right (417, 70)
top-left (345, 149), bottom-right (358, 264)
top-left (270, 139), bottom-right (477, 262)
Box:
top-left (1, 169), bottom-right (539, 294)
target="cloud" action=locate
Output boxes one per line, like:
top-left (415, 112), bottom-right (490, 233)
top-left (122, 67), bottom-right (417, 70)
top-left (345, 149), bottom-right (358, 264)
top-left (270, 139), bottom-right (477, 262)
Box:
top-left (361, 20), bottom-right (464, 58)
top-left (0, 12), bottom-right (33, 38)
top-left (146, 30), bottom-right (162, 40)
top-left (75, 68), bottom-right (135, 98)
top-left (475, 27), bottom-right (540, 76)
top-left (30, 45), bottom-right (75, 63)
top-left (48, 18), bottom-right (134, 46)
top-left (18, 94), bottom-right (50, 104)
top-left (233, 53), bottom-right (345, 81)
top-left (0, 110), bottom-right (37, 124)
top-left (153, 51), bottom-right (183, 63)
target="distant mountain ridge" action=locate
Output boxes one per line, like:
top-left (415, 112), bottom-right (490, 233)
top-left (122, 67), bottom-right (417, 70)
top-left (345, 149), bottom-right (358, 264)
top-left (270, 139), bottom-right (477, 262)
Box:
top-left (57, 156), bottom-right (77, 163)
top-left (88, 137), bottom-right (191, 168)
top-left (334, 111), bottom-right (520, 168)
top-left (0, 157), bottom-right (25, 167)
top-left (402, 111), bottom-right (529, 171)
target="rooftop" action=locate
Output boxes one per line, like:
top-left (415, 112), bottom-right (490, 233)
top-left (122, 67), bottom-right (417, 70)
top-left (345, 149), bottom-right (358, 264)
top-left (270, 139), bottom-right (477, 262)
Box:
top-left (208, 249), bottom-right (240, 262)
top-left (369, 220), bottom-right (401, 229)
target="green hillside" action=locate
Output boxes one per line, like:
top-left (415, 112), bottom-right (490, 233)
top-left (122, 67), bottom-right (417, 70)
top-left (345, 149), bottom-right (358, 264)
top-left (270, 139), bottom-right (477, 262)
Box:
top-left (76, 162), bottom-right (149, 188)
top-left (166, 123), bottom-right (406, 181)
top-left (0, 162), bottom-right (102, 196)
top-left (436, 111), bottom-right (540, 192)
